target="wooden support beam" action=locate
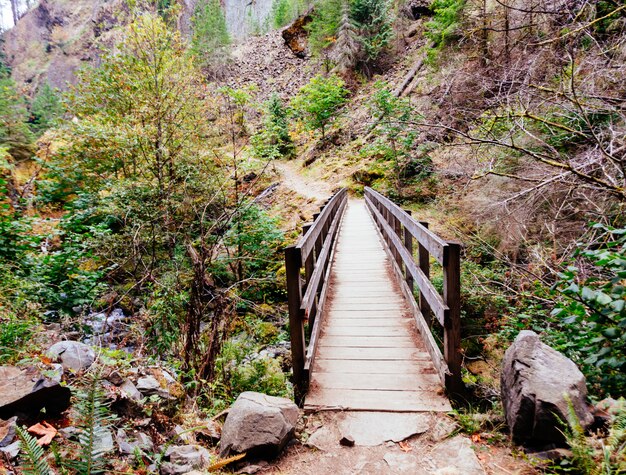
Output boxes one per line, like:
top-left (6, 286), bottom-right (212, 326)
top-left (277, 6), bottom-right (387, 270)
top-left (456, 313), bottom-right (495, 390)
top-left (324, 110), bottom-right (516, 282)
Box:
top-left (403, 210), bottom-right (414, 291)
top-left (443, 242), bottom-right (463, 397)
top-left (418, 221), bottom-right (432, 327)
top-left (285, 245), bottom-right (307, 402)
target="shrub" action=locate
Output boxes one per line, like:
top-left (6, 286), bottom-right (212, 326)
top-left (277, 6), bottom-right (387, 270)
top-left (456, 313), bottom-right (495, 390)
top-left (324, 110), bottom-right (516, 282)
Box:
top-left (291, 74), bottom-right (349, 138)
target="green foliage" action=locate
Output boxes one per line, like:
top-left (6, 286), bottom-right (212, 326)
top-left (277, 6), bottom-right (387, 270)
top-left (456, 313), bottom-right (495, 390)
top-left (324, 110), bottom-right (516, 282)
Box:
top-left (555, 397), bottom-right (626, 473)
top-left (552, 224), bottom-right (626, 396)
top-left (350, 0), bottom-right (392, 62)
top-left (272, 0), bottom-right (307, 28)
top-left (291, 74), bottom-right (349, 138)
top-left (0, 66), bottom-right (34, 161)
top-left (307, 0), bottom-right (343, 54)
top-left (190, 0), bottom-right (230, 68)
top-left (308, 0), bottom-right (392, 72)
top-left (425, 0), bottom-right (464, 51)
top-left (219, 335), bottom-right (291, 400)
top-left (28, 83), bottom-right (64, 136)
top-left (15, 425), bottom-right (53, 475)
top-left (251, 94), bottom-right (294, 159)
top-left (69, 375), bottom-right (116, 475)
top-left (0, 313), bottom-right (35, 363)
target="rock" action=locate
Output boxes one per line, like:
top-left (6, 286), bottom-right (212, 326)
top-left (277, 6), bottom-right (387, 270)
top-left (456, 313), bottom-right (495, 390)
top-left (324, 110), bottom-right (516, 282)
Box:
top-left (120, 379), bottom-right (142, 401)
top-left (429, 436), bottom-right (485, 475)
top-left (173, 425), bottom-right (194, 444)
top-left (116, 429), bottom-right (153, 455)
top-left (107, 370), bottom-right (124, 386)
top-left (305, 426), bottom-right (333, 451)
top-left (93, 429), bottom-right (114, 454)
top-left (501, 330), bottom-right (594, 444)
top-left (136, 375), bottom-right (160, 395)
top-left (0, 417), bottom-right (17, 447)
top-left (429, 417), bottom-right (458, 442)
top-left (59, 426), bottom-right (79, 440)
top-left (0, 366), bottom-right (71, 421)
top-left (220, 391), bottom-right (299, 458)
top-left (237, 461), bottom-right (269, 474)
top-left (281, 9), bottom-right (312, 58)
top-left (339, 434), bottom-right (355, 447)
top-left (49, 363), bottom-right (64, 382)
top-left (0, 440), bottom-right (20, 460)
top-left (47, 341), bottom-right (95, 372)
top-left (338, 412), bottom-right (430, 446)
top-left (403, 0), bottom-right (432, 20)
top-left (530, 448), bottom-right (574, 461)
top-left (161, 445), bottom-right (211, 475)
top-left (383, 452), bottom-right (419, 472)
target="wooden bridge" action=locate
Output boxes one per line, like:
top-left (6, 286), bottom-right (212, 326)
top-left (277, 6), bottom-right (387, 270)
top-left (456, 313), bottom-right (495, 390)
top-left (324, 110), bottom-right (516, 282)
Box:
top-left (285, 188), bottom-right (463, 412)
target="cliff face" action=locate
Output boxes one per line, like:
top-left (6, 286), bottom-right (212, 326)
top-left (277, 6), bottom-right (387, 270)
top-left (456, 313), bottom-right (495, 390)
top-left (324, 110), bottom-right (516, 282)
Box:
top-left (2, 0), bottom-right (128, 93)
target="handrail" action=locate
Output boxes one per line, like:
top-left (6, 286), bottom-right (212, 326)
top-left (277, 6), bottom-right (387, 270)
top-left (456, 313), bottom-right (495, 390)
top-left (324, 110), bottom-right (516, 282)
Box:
top-left (285, 188), bottom-right (348, 401)
top-left (364, 187), bottom-right (463, 396)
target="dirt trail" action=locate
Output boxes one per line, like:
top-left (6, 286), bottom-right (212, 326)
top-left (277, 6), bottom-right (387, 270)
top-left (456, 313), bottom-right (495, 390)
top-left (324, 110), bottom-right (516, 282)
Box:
top-left (274, 160), bottom-right (333, 201)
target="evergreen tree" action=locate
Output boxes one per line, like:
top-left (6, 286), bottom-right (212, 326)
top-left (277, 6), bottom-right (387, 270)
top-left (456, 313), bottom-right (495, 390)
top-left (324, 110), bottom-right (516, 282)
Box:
top-left (29, 83), bottom-right (64, 136)
top-left (332, 3), bottom-right (359, 74)
top-left (350, 0), bottom-right (392, 63)
top-left (190, 0), bottom-right (231, 69)
top-left (0, 63), bottom-right (33, 161)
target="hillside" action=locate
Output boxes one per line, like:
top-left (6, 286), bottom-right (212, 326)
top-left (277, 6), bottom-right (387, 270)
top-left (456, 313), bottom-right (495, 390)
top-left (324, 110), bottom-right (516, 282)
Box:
top-left (0, 0), bottom-right (625, 473)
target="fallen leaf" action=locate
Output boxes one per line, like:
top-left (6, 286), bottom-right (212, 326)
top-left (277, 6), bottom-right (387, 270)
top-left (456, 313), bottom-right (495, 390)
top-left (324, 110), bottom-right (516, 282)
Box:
top-left (398, 441), bottom-right (412, 453)
top-left (471, 433), bottom-right (482, 443)
top-left (27, 421), bottom-right (57, 446)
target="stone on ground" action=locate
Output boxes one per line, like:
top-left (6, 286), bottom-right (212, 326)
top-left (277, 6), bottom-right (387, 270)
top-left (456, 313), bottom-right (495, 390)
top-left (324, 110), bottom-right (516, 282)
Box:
top-left (220, 391), bottom-right (298, 458)
top-left (501, 330), bottom-right (594, 444)
top-left (47, 341), bottom-right (95, 372)
top-left (0, 417), bottom-right (17, 447)
top-left (0, 365), bottom-right (71, 421)
top-left (161, 445), bottom-right (211, 475)
top-left (339, 412), bottom-right (430, 446)
top-left (428, 436), bottom-right (485, 475)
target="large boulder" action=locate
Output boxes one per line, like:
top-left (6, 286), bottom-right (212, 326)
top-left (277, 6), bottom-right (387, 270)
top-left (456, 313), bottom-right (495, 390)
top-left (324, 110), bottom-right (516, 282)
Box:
top-left (0, 366), bottom-right (71, 422)
top-left (220, 392), bottom-right (299, 458)
top-left (47, 341), bottom-right (95, 372)
top-left (501, 331), bottom-right (594, 444)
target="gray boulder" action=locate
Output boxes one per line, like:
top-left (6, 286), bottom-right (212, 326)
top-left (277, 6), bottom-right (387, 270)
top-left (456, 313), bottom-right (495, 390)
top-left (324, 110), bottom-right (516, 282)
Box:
top-left (501, 331), bottom-right (594, 444)
top-left (220, 391), bottom-right (299, 458)
top-left (0, 366), bottom-right (71, 421)
top-left (161, 445), bottom-right (211, 475)
top-left (47, 341), bottom-right (95, 372)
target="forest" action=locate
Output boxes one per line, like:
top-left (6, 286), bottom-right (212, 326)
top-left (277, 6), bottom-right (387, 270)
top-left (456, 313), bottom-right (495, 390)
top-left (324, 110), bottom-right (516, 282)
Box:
top-left (0, 0), bottom-right (624, 473)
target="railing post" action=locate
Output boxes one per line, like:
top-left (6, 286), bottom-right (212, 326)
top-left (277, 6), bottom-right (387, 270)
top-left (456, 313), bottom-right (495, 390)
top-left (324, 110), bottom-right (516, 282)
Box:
top-left (285, 245), bottom-right (307, 403)
top-left (443, 242), bottom-right (463, 396)
top-left (403, 210), bottom-right (414, 291)
top-left (418, 221), bottom-right (432, 327)
top-left (392, 213), bottom-right (402, 268)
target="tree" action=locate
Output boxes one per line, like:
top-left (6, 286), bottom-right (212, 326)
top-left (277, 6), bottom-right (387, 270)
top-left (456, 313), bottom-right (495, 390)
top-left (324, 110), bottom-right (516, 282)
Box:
top-left (190, 0), bottom-right (230, 71)
top-left (28, 83), bottom-right (64, 136)
top-left (291, 74), bottom-right (349, 138)
top-left (350, 0), bottom-right (392, 65)
top-left (56, 13), bottom-right (227, 382)
top-left (332, 3), bottom-right (359, 74)
top-left (0, 64), bottom-right (33, 161)
top-left (252, 93), bottom-right (294, 159)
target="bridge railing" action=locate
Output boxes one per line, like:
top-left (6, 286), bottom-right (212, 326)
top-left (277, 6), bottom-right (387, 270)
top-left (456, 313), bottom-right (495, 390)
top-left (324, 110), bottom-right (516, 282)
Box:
top-left (285, 188), bottom-right (348, 400)
top-left (364, 187), bottom-right (463, 395)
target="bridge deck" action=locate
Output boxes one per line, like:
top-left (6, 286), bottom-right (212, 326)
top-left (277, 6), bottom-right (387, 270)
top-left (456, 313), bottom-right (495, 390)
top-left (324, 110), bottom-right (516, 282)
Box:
top-left (304, 200), bottom-right (451, 412)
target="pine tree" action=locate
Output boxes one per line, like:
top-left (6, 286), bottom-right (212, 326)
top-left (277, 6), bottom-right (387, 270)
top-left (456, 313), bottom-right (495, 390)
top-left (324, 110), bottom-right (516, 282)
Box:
top-left (333, 3), bottom-right (359, 74)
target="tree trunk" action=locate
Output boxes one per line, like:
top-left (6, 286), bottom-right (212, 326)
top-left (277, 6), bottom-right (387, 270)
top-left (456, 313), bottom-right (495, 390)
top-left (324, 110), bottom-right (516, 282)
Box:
top-left (10, 0), bottom-right (19, 26)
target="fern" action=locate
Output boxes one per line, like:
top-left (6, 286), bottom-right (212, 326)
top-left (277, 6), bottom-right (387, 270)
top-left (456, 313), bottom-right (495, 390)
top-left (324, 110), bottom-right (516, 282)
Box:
top-left (68, 374), bottom-right (116, 475)
top-left (15, 426), bottom-right (53, 475)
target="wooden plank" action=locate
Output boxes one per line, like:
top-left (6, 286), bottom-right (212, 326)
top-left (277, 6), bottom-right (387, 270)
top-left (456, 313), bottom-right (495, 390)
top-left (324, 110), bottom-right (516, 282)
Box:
top-left (323, 327), bottom-right (408, 337)
top-left (313, 358), bottom-right (428, 374)
top-left (304, 388), bottom-right (452, 412)
top-left (320, 336), bottom-right (417, 347)
top-left (326, 319), bottom-right (408, 328)
top-left (315, 346), bottom-right (427, 360)
top-left (311, 372), bottom-right (441, 391)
